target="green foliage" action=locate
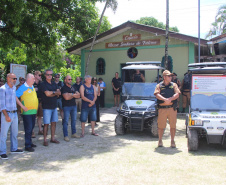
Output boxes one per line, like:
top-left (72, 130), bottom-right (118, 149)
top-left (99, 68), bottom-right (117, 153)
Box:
top-left (0, 0), bottom-right (113, 75)
top-left (206, 4), bottom-right (226, 39)
top-left (132, 17), bottom-right (179, 32)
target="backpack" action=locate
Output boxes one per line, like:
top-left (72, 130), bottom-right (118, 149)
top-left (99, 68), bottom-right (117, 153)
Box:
top-left (183, 73), bottom-right (191, 89)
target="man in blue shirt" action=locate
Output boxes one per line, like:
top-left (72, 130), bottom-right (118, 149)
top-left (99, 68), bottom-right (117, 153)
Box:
top-left (0, 73), bottom-right (24, 160)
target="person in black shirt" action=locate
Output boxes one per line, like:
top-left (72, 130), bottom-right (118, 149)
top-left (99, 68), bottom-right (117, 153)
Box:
top-left (112, 72), bottom-right (122, 107)
top-left (39, 69), bottom-right (61, 146)
top-left (73, 77), bottom-right (82, 112)
top-left (34, 71), bottom-right (43, 135)
top-left (61, 75), bottom-right (80, 141)
top-left (132, 70), bottom-right (145, 82)
top-left (54, 73), bottom-right (64, 119)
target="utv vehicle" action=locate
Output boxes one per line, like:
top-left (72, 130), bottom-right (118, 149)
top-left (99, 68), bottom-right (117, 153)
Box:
top-left (186, 62), bottom-right (226, 151)
top-left (114, 61), bottom-right (164, 137)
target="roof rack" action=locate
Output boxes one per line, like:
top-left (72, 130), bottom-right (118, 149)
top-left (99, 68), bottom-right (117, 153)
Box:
top-left (126, 61), bottom-right (161, 65)
top-left (188, 62), bottom-right (226, 68)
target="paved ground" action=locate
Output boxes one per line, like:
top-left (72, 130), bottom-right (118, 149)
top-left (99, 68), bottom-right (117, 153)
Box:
top-left (0, 108), bottom-right (226, 185)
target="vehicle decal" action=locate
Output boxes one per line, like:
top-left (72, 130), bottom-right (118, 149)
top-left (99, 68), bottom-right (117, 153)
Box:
top-left (136, 100), bottom-right (142, 105)
top-left (211, 112), bottom-right (218, 115)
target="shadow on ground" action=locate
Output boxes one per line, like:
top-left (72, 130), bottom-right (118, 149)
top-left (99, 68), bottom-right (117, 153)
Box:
top-left (0, 108), bottom-right (225, 172)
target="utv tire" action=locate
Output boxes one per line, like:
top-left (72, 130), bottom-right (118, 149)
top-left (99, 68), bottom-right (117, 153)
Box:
top-left (115, 114), bottom-right (126, 135)
top-left (188, 129), bottom-right (198, 151)
top-left (150, 117), bottom-right (158, 137)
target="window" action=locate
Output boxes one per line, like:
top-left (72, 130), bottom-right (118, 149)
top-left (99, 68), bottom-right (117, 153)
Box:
top-left (96, 58), bottom-right (105, 75)
top-left (127, 47), bottom-right (138, 59)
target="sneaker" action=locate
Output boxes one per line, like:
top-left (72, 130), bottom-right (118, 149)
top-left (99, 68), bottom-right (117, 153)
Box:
top-left (11, 149), bottom-right (24, 154)
top-left (1, 154), bottom-right (8, 160)
top-left (25, 147), bottom-right (35, 152)
top-left (31, 144), bottom-right (37, 147)
top-left (71, 133), bottom-right (80, 138)
top-left (64, 136), bottom-right (70, 142)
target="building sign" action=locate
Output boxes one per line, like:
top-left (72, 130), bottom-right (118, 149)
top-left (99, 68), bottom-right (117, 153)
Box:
top-left (105, 39), bottom-right (160, 48)
top-left (123, 34), bottom-right (141, 41)
top-left (10, 63), bottom-right (27, 86)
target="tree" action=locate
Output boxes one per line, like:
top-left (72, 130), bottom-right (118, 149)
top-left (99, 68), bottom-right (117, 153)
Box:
top-left (206, 4), bottom-right (226, 39)
top-left (85, 0), bottom-right (118, 75)
top-left (0, 0), bottom-right (114, 74)
top-left (132, 17), bottom-right (179, 32)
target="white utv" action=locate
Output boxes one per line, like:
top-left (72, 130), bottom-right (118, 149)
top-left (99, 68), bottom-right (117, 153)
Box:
top-left (115, 61), bottom-right (164, 137)
top-left (186, 62), bottom-right (226, 151)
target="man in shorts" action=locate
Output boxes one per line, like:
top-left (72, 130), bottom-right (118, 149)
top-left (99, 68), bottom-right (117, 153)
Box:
top-left (112, 72), bottom-right (122, 107)
top-left (80, 75), bottom-right (98, 137)
top-left (39, 69), bottom-right (61, 146)
top-left (154, 70), bottom-right (180, 148)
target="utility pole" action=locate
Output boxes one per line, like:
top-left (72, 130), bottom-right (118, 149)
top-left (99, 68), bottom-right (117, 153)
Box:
top-left (85, 0), bottom-right (109, 75)
top-left (165, 0), bottom-right (169, 70)
top-left (198, 0), bottom-right (200, 63)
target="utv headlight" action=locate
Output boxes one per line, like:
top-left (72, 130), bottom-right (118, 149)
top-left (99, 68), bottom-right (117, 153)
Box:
top-left (147, 104), bottom-right (156, 112)
top-left (191, 120), bottom-right (203, 126)
top-left (120, 103), bottom-right (128, 110)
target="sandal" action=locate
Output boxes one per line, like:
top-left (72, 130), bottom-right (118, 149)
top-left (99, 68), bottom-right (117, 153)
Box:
top-left (50, 139), bottom-right (60, 144)
top-left (80, 133), bottom-right (84, 138)
top-left (91, 133), bottom-right (99, 136)
top-left (43, 141), bottom-right (48, 146)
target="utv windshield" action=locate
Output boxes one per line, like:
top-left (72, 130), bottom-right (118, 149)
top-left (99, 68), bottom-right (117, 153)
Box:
top-left (122, 83), bottom-right (157, 98)
top-left (190, 75), bottom-right (226, 111)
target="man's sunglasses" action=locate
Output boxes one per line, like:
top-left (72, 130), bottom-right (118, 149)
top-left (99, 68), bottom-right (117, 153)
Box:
top-left (46, 74), bottom-right (53, 76)
top-left (11, 77), bottom-right (17, 80)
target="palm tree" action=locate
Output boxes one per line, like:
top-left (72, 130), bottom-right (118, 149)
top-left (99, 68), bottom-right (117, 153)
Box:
top-left (206, 4), bottom-right (226, 39)
top-left (85, 0), bottom-right (118, 75)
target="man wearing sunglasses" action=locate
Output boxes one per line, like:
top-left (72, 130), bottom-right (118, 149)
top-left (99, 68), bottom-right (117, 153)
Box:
top-left (61, 75), bottom-right (80, 141)
top-left (0, 73), bottom-right (24, 160)
top-left (154, 70), bottom-right (180, 148)
top-left (39, 69), bottom-right (61, 146)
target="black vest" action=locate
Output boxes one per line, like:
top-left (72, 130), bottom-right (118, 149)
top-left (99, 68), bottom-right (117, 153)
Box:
top-left (157, 82), bottom-right (177, 105)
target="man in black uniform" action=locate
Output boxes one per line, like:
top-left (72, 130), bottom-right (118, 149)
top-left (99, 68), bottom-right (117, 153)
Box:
top-left (154, 70), bottom-right (180, 148)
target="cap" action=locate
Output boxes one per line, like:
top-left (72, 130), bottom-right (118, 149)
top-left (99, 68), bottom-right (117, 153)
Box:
top-left (55, 73), bottom-right (60, 77)
top-left (162, 70), bottom-right (173, 76)
top-left (173, 72), bottom-right (177, 76)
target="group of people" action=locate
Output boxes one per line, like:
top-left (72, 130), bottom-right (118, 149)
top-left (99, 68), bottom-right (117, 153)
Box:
top-left (0, 70), bottom-right (107, 160)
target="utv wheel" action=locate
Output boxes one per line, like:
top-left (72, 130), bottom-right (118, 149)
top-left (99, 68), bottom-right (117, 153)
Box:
top-left (115, 114), bottom-right (126, 135)
top-left (150, 117), bottom-right (158, 137)
top-left (187, 129), bottom-right (198, 151)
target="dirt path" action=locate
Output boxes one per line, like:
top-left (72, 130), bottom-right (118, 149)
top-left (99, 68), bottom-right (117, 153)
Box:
top-left (0, 108), bottom-right (226, 185)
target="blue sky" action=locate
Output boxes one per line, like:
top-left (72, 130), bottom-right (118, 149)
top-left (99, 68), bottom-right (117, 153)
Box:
top-left (96, 0), bottom-right (225, 39)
